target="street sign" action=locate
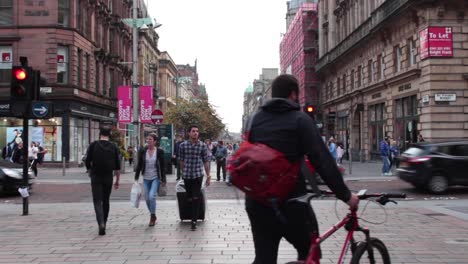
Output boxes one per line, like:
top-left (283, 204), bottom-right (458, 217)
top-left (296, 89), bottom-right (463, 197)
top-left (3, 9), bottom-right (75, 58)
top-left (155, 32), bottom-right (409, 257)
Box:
top-left (31, 101), bottom-right (51, 119)
top-left (151, 109), bottom-right (164, 124)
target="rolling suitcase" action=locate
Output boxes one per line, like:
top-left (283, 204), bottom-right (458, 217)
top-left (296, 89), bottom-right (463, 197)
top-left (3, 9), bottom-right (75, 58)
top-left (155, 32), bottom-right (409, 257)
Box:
top-left (176, 180), bottom-right (207, 221)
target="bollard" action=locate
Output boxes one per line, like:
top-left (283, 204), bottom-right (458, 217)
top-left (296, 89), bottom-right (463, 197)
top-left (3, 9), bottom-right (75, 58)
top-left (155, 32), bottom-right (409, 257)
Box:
top-left (62, 156), bottom-right (66, 176)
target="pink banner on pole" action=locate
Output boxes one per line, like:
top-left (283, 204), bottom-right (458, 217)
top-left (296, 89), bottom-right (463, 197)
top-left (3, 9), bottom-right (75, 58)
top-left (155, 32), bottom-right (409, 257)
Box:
top-left (139, 86), bottom-right (154, 124)
top-left (117, 86), bottom-right (132, 124)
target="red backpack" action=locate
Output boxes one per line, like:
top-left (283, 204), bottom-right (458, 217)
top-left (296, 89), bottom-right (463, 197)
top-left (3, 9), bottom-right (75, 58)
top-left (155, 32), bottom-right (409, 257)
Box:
top-left (227, 139), bottom-right (301, 207)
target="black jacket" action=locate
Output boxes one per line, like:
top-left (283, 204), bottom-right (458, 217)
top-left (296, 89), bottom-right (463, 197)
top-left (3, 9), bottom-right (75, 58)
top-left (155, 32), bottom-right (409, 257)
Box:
top-left (247, 98), bottom-right (351, 203)
top-left (134, 147), bottom-right (166, 183)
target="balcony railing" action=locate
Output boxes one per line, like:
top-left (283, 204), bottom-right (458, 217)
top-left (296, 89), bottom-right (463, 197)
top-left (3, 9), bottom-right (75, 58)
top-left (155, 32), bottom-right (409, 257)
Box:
top-left (317, 0), bottom-right (410, 72)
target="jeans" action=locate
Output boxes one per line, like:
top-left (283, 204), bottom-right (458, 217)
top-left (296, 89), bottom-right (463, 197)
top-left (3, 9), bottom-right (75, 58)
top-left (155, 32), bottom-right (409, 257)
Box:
top-left (246, 198), bottom-right (319, 264)
top-left (216, 159), bottom-right (226, 180)
top-left (183, 177), bottom-right (203, 223)
top-left (143, 178), bottom-right (160, 215)
top-left (91, 181), bottom-right (113, 227)
top-left (381, 156), bottom-right (390, 174)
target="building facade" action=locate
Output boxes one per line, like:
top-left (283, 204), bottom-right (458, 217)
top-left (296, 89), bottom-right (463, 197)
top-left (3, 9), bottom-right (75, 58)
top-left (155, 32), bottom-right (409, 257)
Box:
top-left (317, 0), bottom-right (468, 161)
top-left (0, 0), bottom-right (134, 164)
top-left (158, 51), bottom-right (178, 114)
top-left (280, 2), bottom-right (320, 106)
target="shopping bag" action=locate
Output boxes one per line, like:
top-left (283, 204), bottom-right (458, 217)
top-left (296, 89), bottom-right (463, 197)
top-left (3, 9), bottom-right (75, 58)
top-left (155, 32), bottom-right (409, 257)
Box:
top-left (158, 184), bottom-right (167, 197)
top-left (130, 182), bottom-right (142, 208)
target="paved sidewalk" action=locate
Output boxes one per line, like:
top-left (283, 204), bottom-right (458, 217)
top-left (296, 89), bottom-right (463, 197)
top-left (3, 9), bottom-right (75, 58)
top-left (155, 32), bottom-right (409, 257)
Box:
top-left (1, 199), bottom-right (468, 264)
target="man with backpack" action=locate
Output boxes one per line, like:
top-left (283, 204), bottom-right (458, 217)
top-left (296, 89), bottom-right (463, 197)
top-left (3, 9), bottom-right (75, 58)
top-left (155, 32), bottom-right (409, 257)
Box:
top-left (242, 74), bottom-right (359, 264)
top-left (85, 126), bottom-right (121, 236)
top-left (215, 140), bottom-right (228, 181)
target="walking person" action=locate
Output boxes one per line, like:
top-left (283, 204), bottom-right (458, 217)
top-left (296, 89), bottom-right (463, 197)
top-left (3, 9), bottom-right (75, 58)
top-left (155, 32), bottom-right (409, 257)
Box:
top-left (380, 136), bottom-right (391, 176)
top-left (205, 139), bottom-right (214, 172)
top-left (178, 125), bottom-right (211, 231)
top-left (134, 133), bottom-right (166, 226)
top-left (336, 143), bottom-right (344, 164)
top-left (389, 140), bottom-right (400, 171)
top-left (36, 142), bottom-right (47, 165)
top-left (173, 135), bottom-right (183, 181)
top-left (244, 74), bottom-right (359, 264)
top-left (215, 140), bottom-right (228, 181)
top-left (28, 142), bottom-right (39, 177)
top-left (328, 137), bottom-right (337, 161)
top-left (85, 126), bottom-right (121, 236)
top-left (127, 146), bottom-right (134, 166)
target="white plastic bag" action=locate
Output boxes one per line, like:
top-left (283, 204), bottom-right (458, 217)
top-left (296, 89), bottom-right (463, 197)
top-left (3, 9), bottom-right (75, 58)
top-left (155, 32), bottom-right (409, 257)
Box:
top-left (130, 182), bottom-right (142, 208)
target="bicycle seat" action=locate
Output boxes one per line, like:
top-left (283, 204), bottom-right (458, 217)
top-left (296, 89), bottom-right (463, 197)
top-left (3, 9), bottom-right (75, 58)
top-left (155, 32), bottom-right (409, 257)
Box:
top-left (288, 192), bottom-right (320, 204)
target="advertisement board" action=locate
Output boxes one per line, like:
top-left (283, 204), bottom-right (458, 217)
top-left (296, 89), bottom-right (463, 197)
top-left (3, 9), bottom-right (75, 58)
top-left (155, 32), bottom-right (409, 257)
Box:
top-left (139, 86), bottom-right (154, 123)
top-left (117, 86), bottom-right (132, 123)
top-left (420, 27), bottom-right (453, 59)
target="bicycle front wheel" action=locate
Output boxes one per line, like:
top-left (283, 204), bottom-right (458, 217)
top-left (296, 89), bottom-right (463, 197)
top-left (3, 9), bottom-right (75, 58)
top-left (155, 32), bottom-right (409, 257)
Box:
top-left (350, 238), bottom-right (390, 264)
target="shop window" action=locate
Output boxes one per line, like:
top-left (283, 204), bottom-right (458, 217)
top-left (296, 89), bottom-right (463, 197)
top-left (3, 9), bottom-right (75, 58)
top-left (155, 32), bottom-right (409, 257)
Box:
top-left (57, 46), bottom-right (69, 84)
top-left (58, 0), bottom-right (69, 27)
top-left (0, 0), bottom-right (13, 25)
top-left (0, 45), bottom-right (12, 84)
top-left (394, 95), bottom-right (418, 151)
top-left (369, 103), bottom-right (385, 152)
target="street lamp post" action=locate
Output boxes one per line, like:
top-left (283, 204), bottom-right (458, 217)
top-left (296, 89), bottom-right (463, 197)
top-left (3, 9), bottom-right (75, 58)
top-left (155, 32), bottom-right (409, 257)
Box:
top-left (132, 0), bottom-right (139, 151)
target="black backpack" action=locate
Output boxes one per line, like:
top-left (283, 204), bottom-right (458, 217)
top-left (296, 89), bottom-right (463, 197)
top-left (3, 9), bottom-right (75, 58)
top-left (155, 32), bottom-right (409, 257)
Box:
top-left (91, 141), bottom-right (118, 173)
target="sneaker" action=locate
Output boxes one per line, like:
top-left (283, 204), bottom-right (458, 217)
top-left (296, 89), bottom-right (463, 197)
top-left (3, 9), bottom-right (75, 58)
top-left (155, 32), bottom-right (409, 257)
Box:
top-left (191, 221), bottom-right (197, 231)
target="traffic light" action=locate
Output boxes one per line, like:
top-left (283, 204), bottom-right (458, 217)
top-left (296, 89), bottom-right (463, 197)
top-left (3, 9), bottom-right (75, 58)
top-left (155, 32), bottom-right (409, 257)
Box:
top-left (304, 103), bottom-right (316, 119)
top-left (11, 66), bottom-right (34, 101)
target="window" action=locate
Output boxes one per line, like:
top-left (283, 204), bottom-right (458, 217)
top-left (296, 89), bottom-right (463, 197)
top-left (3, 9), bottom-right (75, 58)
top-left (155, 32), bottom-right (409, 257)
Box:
top-left (342, 74), bottom-right (346, 94)
top-left (337, 77), bottom-right (341, 96)
top-left (95, 60), bottom-right (100, 93)
top-left (0, 45), bottom-right (12, 83)
top-left (394, 95), bottom-right (418, 151)
top-left (58, 0), bottom-right (69, 27)
top-left (103, 65), bottom-right (107, 95)
top-left (77, 0), bottom-right (82, 32)
top-left (357, 66), bottom-right (362, 87)
top-left (350, 70), bottom-right (355, 91)
top-left (368, 60), bottom-right (374, 83)
top-left (77, 49), bottom-right (82, 87)
top-left (408, 38), bottom-right (416, 66)
top-left (57, 46), bottom-right (69, 84)
top-left (109, 29), bottom-right (114, 53)
top-left (378, 54), bottom-right (384, 80)
top-left (394, 45), bottom-right (401, 72)
top-left (369, 103), bottom-right (385, 152)
top-left (109, 68), bottom-right (115, 98)
top-left (0, 0), bottom-right (13, 25)
top-left (85, 54), bottom-right (90, 89)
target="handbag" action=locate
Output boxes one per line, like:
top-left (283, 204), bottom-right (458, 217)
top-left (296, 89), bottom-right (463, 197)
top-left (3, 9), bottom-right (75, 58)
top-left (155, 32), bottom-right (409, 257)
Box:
top-left (130, 182), bottom-right (142, 208)
top-left (158, 184), bottom-right (167, 196)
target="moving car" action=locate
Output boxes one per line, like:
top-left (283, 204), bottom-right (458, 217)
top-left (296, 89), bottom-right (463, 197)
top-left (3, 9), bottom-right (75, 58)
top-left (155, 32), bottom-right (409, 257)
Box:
top-left (397, 141), bottom-right (468, 194)
top-left (0, 160), bottom-right (35, 195)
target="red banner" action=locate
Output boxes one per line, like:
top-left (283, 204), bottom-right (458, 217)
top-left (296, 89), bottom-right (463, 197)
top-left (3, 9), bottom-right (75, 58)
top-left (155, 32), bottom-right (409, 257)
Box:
top-left (1, 52), bottom-right (11, 62)
top-left (139, 86), bottom-right (154, 123)
top-left (117, 86), bottom-right (132, 124)
top-left (420, 27), bottom-right (453, 60)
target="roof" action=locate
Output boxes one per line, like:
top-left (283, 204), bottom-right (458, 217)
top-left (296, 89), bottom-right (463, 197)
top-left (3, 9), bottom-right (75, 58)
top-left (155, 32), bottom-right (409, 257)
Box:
top-left (245, 84), bottom-right (253, 93)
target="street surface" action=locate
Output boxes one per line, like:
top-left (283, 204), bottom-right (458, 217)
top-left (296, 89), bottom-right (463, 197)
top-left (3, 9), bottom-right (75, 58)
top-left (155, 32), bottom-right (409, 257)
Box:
top-left (1, 160), bottom-right (468, 263)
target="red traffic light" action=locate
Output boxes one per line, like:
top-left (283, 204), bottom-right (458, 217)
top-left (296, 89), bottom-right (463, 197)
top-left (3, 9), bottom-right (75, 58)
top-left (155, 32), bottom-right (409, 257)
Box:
top-left (306, 105), bottom-right (315, 113)
top-left (14, 68), bottom-right (27, 80)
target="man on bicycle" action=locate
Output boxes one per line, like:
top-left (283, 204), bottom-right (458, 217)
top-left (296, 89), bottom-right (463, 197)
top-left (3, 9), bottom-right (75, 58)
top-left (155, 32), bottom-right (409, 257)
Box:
top-left (245, 74), bottom-right (359, 264)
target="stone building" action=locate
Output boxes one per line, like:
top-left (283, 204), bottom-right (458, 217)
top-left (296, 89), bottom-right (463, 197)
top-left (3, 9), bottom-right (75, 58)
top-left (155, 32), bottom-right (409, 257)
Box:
top-left (0, 0), bottom-right (134, 164)
top-left (317, 0), bottom-right (468, 160)
top-left (158, 51), bottom-right (178, 113)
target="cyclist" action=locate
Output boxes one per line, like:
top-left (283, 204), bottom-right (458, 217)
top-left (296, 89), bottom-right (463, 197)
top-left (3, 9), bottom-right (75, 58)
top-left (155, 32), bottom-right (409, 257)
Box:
top-left (245, 74), bottom-right (359, 264)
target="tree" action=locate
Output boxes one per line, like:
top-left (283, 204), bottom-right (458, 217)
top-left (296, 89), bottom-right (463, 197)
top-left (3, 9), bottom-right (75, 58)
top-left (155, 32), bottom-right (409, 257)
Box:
top-left (165, 99), bottom-right (225, 140)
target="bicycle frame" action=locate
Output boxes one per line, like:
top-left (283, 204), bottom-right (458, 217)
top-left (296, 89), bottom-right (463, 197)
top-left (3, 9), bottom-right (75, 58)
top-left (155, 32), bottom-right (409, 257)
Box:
top-left (304, 209), bottom-right (367, 264)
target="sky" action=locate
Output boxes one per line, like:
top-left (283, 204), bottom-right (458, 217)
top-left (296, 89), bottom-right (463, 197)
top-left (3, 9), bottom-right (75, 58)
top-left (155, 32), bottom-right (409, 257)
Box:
top-left (147, 0), bottom-right (287, 133)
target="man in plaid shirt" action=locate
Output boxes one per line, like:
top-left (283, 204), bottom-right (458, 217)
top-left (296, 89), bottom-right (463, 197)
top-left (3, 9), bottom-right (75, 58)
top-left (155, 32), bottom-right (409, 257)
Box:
top-left (178, 125), bottom-right (211, 230)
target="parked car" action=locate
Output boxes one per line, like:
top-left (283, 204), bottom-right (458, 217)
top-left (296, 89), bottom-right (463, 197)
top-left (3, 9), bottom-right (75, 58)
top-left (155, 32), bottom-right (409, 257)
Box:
top-left (397, 141), bottom-right (468, 194)
top-left (0, 160), bottom-right (35, 195)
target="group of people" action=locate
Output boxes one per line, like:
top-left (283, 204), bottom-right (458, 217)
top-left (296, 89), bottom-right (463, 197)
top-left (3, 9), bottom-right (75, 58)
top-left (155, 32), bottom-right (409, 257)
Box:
top-left (85, 74), bottom-right (359, 264)
top-left (327, 137), bottom-right (345, 164)
top-left (380, 136), bottom-right (401, 176)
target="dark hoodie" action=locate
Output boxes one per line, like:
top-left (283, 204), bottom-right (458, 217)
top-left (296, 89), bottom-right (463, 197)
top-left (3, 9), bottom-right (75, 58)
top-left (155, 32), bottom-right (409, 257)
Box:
top-left (85, 140), bottom-right (121, 183)
top-left (247, 98), bottom-right (351, 203)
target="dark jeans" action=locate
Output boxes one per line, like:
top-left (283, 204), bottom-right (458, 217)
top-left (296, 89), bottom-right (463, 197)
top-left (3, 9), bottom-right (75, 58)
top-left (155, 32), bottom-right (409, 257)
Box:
top-left (183, 177), bottom-right (203, 223)
top-left (216, 159), bottom-right (226, 180)
top-left (91, 181), bottom-right (113, 227)
top-left (29, 159), bottom-right (38, 176)
top-left (246, 198), bottom-right (319, 264)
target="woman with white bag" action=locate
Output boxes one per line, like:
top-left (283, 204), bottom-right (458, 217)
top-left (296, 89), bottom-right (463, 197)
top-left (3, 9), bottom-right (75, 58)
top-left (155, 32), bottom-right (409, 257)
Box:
top-left (134, 133), bottom-right (166, 226)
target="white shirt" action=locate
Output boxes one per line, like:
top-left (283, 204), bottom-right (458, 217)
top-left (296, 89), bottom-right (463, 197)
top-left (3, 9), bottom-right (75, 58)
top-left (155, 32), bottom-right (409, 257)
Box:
top-left (143, 149), bottom-right (158, 180)
top-left (28, 146), bottom-right (38, 159)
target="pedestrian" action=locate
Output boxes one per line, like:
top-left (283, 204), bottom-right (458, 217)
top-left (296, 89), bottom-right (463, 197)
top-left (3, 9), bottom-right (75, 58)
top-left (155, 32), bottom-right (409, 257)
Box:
top-left (380, 136), bottom-right (391, 176)
top-left (204, 139), bottom-right (214, 171)
top-left (134, 133), bottom-right (166, 226)
top-left (328, 137), bottom-right (337, 160)
top-left (36, 142), bottom-right (47, 165)
top-left (28, 142), bottom-right (39, 177)
top-left (85, 126), bottom-right (121, 236)
top-left (127, 146), bottom-right (134, 166)
top-left (173, 135), bottom-right (183, 180)
top-left (11, 142), bottom-right (24, 164)
top-left (244, 74), bottom-right (359, 263)
top-left (389, 140), bottom-right (400, 170)
top-left (336, 143), bottom-right (344, 164)
top-left (214, 140), bottom-right (228, 181)
top-left (178, 125), bottom-right (211, 231)
top-left (418, 133), bottom-right (425, 142)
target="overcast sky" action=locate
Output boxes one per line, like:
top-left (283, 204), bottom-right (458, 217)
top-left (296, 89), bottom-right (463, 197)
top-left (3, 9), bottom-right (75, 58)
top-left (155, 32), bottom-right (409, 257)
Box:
top-left (147, 0), bottom-right (286, 133)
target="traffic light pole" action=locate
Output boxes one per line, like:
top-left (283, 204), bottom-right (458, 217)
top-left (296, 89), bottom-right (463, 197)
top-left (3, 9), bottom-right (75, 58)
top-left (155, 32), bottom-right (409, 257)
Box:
top-left (21, 105), bottom-right (29, 215)
top-left (132, 0), bottom-right (140, 157)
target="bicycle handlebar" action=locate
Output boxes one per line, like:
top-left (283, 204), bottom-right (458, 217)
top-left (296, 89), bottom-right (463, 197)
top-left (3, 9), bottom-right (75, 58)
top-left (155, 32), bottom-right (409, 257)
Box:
top-left (358, 192), bottom-right (407, 199)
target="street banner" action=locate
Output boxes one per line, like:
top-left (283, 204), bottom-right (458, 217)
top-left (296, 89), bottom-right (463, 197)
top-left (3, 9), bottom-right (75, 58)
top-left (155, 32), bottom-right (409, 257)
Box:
top-left (420, 26), bottom-right (453, 60)
top-left (117, 86), bottom-right (132, 124)
top-left (139, 85), bottom-right (153, 124)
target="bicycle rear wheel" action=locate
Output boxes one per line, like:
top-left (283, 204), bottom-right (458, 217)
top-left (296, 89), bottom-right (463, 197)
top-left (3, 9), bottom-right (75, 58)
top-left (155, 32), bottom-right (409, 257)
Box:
top-left (350, 238), bottom-right (390, 264)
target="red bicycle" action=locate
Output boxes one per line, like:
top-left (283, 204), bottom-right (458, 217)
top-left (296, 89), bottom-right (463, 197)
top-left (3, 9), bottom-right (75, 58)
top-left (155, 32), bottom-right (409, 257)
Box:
top-left (286, 189), bottom-right (406, 264)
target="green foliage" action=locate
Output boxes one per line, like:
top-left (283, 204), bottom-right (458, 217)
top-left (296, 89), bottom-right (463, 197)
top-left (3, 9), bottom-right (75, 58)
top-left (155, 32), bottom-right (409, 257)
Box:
top-left (111, 127), bottom-right (129, 159)
top-left (165, 98), bottom-right (225, 140)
